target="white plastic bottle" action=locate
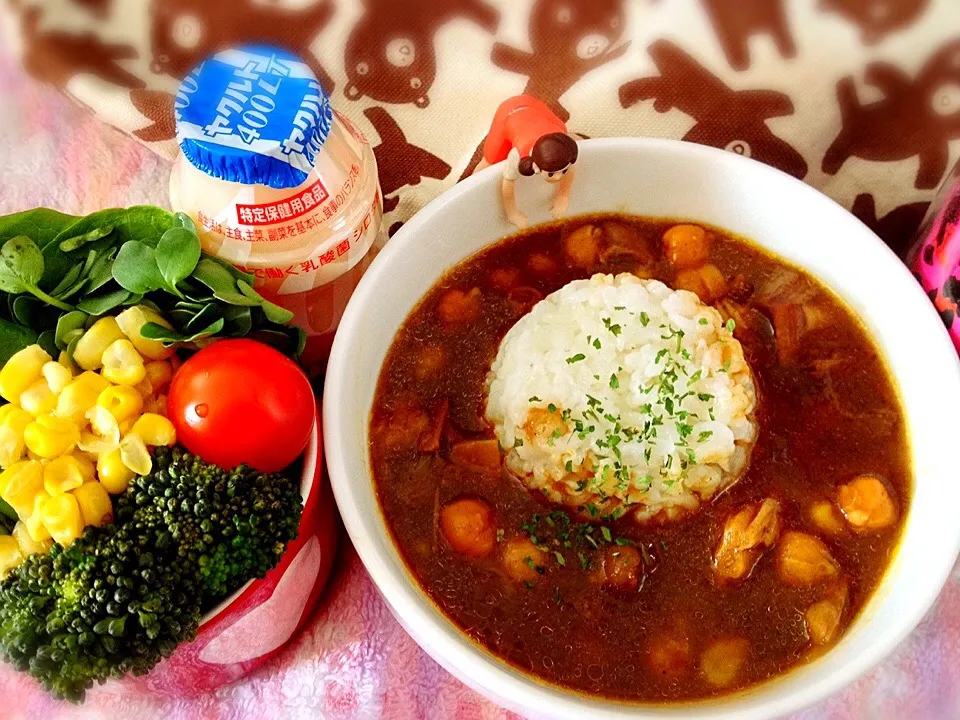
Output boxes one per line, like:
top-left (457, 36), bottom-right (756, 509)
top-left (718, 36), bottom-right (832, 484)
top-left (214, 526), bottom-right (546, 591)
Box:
top-left (169, 46), bottom-right (382, 367)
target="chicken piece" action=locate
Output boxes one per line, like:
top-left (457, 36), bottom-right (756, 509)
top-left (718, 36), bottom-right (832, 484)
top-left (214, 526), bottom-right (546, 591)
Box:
top-left (770, 303), bottom-right (832, 365)
top-left (700, 637), bottom-right (750, 688)
top-left (777, 532), bottom-right (840, 587)
top-left (440, 497), bottom-right (496, 558)
top-left (837, 475), bottom-right (897, 532)
top-left (713, 499), bottom-right (781, 581)
top-left (449, 439), bottom-right (501, 474)
top-left (501, 536), bottom-right (547, 582)
top-left (374, 403), bottom-right (430, 451)
top-left (418, 400), bottom-right (448, 453)
top-left (805, 583), bottom-right (849, 646)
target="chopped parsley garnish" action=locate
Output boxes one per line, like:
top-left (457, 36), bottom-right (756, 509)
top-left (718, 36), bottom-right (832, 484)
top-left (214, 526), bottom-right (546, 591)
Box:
top-left (721, 359), bottom-right (731, 372)
top-left (609, 373), bottom-right (619, 389)
top-left (639, 311), bottom-right (650, 327)
top-left (615, 537), bottom-right (636, 546)
top-left (698, 317), bottom-right (708, 325)
top-left (566, 353), bottom-right (586, 364)
top-left (600, 526), bottom-right (613, 543)
top-left (553, 551), bottom-right (566, 566)
top-left (726, 318), bottom-right (736, 334)
top-left (593, 338), bottom-right (602, 349)
top-left (697, 393), bottom-right (713, 401)
top-left (578, 552), bottom-right (592, 570)
top-left (513, 438), bottom-right (524, 447)
top-left (528, 396), bottom-right (542, 402)
top-left (697, 430), bottom-right (713, 442)
top-left (548, 403), bottom-right (557, 413)
top-left (523, 556), bottom-right (536, 570)
top-left (565, 460), bottom-right (574, 473)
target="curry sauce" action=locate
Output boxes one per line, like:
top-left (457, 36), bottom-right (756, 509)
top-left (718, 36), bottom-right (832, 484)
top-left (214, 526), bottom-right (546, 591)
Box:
top-left (370, 214), bottom-right (909, 701)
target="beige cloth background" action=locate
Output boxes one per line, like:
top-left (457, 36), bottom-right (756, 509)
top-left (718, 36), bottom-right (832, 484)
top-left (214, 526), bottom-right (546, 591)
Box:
top-left (1, 0), bottom-right (959, 255)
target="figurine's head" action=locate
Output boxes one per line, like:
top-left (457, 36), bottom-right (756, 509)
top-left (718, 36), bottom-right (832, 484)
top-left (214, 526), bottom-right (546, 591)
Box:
top-left (519, 133), bottom-right (579, 183)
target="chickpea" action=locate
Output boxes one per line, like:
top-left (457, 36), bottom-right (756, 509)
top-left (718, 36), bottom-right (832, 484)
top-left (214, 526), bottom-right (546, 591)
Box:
top-left (663, 224), bottom-right (710, 269)
top-left (440, 497), bottom-right (496, 558)
top-left (437, 288), bottom-right (482, 326)
top-left (675, 264), bottom-right (728, 304)
top-left (501, 537), bottom-right (547, 582)
top-left (700, 637), bottom-right (749, 687)
top-left (413, 345), bottom-right (446, 382)
top-left (777, 532), bottom-right (840, 587)
top-left (645, 634), bottom-right (692, 680)
top-left (599, 545), bottom-right (642, 593)
top-left (837, 475), bottom-right (897, 532)
top-left (809, 500), bottom-right (845, 535)
top-left (528, 252), bottom-right (558, 275)
top-left (563, 225), bottom-right (601, 269)
top-left (489, 267), bottom-right (521, 291)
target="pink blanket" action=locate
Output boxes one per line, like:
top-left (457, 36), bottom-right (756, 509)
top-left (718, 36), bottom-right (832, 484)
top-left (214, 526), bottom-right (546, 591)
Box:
top-left (1, 30), bottom-right (959, 720)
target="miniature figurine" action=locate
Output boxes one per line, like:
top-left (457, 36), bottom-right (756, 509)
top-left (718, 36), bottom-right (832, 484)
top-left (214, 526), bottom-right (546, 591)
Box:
top-left (475, 94), bottom-right (579, 228)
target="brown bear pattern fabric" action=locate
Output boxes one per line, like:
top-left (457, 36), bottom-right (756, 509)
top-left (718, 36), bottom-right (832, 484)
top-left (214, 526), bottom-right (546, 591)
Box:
top-left (2, 0), bottom-right (958, 256)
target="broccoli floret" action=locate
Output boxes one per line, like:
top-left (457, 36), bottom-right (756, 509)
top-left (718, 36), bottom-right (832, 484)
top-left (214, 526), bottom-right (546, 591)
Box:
top-left (0, 449), bottom-right (302, 701)
top-left (116, 447), bottom-right (303, 600)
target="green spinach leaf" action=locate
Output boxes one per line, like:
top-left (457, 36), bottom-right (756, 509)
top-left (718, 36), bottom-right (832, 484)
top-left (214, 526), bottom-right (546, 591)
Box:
top-left (0, 318), bottom-right (38, 365)
top-left (113, 241), bottom-right (165, 294)
top-left (156, 227), bottom-right (201, 290)
top-left (77, 288), bottom-right (131, 316)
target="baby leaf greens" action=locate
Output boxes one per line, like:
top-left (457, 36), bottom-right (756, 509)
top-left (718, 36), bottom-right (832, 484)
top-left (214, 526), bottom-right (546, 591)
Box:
top-left (0, 205), bottom-right (303, 362)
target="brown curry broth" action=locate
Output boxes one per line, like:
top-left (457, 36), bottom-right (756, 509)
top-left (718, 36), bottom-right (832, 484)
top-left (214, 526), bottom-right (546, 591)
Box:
top-left (370, 214), bottom-right (909, 701)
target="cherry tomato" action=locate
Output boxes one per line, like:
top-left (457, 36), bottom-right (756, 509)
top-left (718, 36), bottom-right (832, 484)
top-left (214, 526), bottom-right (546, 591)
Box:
top-left (167, 339), bottom-right (315, 473)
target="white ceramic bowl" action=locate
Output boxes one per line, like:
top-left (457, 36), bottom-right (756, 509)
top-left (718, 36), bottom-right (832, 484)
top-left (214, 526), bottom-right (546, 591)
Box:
top-left (324, 138), bottom-right (960, 719)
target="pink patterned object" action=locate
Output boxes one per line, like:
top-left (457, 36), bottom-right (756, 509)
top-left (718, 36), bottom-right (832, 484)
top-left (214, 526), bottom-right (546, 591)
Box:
top-left (908, 164), bottom-right (960, 352)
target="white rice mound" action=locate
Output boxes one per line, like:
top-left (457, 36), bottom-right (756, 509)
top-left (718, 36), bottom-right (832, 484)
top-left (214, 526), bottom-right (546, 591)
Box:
top-left (486, 273), bottom-right (758, 524)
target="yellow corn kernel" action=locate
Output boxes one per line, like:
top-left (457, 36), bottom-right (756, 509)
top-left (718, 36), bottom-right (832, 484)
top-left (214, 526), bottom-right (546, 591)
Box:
top-left (25, 490), bottom-right (52, 542)
top-left (13, 521), bottom-right (51, 556)
top-left (69, 452), bottom-right (96, 483)
top-left (96, 385), bottom-right (143, 424)
top-left (0, 460), bottom-right (44, 518)
top-left (97, 448), bottom-right (135, 494)
top-left (0, 407), bottom-right (33, 469)
top-left (142, 395), bottom-right (168, 416)
top-left (134, 378), bottom-right (153, 398)
top-left (42, 361), bottom-right (73, 394)
top-left (101, 339), bottom-right (146, 387)
top-left (55, 371), bottom-right (111, 423)
top-left (118, 418), bottom-right (135, 436)
top-left (0, 345), bottom-right (51, 403)
top-left (78, 406), bottom-right (120, 456)
top-left (72, 482), bottom-right (112, 527)
top-left (0, 535), bottom-right (23, 578)
top-left (73, 317), bottom-right (126, 371)
top-left (119, 434), bottom-right (152, 476)
top-left (144, 360), bottom-right (173, 393)
top-left (58, 351), bottom-right (79, 376)
top-left (116, 306), bottom-right (175, 361)
top-left (130, 413), bottom-right (176, 447)
top-left (43, 455), bottom-right (86, 496)
top-left (24, 415), bottom-right (80, 459)
top-left (19, 379), bottom-right (57, 417)
top-left (40, 493), bottom-right (84, 546)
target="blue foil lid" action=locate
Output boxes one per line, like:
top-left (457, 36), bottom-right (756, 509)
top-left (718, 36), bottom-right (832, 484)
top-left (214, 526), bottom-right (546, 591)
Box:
top-left (174, 46), bottom-right (332, 189)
